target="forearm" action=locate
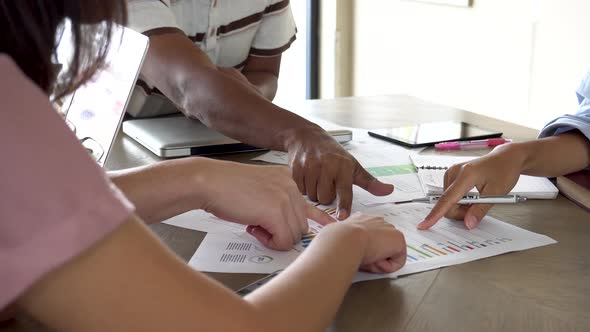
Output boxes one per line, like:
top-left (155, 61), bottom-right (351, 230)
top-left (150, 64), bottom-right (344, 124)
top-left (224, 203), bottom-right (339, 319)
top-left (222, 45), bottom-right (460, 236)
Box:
top-left (18, 217), bottom-right (370, 332)
top-left (246, 223), bottom-right (365, 331)
top-left (180, 69), bottom-right (317, 151)
top-left (242, 71), bottom-right (278, 101)
top-left (109, 158), bottom-right (207, 224)
top-left (143, 31), bottom-right (319, 152)
top-left (500, 131), bottom-right (590, 177)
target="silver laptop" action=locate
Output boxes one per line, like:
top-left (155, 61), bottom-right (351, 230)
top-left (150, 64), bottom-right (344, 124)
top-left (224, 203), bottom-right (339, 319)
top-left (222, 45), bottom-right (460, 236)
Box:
top-left (123, 115), bottom-right (353, 158)
top-left (59, 26), bottom-right (149, 166)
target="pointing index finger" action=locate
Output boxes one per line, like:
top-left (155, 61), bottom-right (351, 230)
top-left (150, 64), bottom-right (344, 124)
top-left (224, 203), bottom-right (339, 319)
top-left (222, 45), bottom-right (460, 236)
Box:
top-left (417, 170), bottom-right (477, 230)
top-left (306, 203), bottom-right (335, 226)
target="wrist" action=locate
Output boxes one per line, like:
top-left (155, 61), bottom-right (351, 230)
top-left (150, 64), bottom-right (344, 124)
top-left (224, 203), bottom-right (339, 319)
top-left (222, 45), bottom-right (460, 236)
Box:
top-left (185, 157), bottom-right (218, 210)
top-left (319, 222), bottom-right (368, 263)
top-left (280, 123), bottom-right (325, 152)
top-left (494, 141), bottom-right (536, 174)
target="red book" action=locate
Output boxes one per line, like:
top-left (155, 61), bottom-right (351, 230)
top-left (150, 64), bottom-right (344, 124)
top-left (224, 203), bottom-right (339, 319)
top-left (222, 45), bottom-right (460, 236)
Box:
top-left (556, 170), bottom-right (590, 212)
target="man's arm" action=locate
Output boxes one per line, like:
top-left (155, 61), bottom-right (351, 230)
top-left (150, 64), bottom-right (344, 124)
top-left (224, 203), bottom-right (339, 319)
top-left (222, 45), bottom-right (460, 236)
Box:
top-left (141, 29), bottom-right (311, 151)
top-left (140, 29), bottom-right (394, 219)
top-left (241, 55), bottom-right (281, 101)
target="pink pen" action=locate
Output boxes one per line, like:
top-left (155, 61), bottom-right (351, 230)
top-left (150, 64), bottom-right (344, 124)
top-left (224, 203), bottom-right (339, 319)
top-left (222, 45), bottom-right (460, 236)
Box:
top-left (435, 138), bottom-right (512, 150)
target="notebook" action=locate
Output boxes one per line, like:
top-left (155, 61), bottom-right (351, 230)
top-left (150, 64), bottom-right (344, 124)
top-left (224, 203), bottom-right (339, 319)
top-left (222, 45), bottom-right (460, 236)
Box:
top-left (556, 170), bottom-right (590, 212)
top-left (410, 155), bottom-right (559, 199)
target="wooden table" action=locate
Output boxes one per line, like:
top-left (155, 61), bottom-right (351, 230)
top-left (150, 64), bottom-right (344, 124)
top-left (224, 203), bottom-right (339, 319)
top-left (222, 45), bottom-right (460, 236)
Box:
top-left (3, 95), bottom-right (589, 331)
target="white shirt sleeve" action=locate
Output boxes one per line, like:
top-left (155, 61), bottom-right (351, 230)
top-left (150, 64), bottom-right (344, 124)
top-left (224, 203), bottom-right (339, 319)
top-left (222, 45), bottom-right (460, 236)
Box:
top-left (127, 0), bottom-right (180, 33)
top-left (250, 0), bottom-right (297, 57)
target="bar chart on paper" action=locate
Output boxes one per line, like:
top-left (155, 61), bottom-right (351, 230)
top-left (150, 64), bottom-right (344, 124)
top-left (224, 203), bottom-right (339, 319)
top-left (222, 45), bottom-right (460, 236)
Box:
top-left (353, 203), bottom-right (557, 282)
top-left (293, 219), bottom-right (324, 252)
top-left (385, 206), bottom-right (514, 263)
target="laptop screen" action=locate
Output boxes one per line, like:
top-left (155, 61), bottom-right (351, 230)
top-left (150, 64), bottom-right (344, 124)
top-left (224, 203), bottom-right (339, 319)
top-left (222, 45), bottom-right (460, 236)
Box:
top-left (58, 24), bottom-right (148, 166)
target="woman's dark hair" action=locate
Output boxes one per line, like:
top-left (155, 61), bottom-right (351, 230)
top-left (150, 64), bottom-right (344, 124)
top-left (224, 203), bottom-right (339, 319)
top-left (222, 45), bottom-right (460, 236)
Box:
top-left (0, 0), bottom-right (127, 99)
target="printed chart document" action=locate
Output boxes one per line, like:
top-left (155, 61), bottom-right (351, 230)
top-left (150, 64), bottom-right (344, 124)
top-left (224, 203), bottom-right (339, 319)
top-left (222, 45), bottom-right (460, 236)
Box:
top-left (410, 155), bottom-right (559, 199)
top-left (188, 203), bottom-right (557, 281)
top-left (189, 221), bottom-right (324, 274)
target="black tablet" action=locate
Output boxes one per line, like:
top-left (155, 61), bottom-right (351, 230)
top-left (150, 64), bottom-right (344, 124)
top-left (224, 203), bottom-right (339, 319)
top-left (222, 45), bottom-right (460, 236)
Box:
top-left (367, 121), bottom-right (503, 148)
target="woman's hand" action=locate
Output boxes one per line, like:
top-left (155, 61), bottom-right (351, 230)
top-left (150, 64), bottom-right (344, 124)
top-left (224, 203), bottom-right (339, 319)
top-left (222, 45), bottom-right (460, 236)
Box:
top-left (418, 144), bottom-right (524, 230)
top-left (331, 213), bottom-right (407, 274)
top-left (197, 159), bottom-right (334, 250)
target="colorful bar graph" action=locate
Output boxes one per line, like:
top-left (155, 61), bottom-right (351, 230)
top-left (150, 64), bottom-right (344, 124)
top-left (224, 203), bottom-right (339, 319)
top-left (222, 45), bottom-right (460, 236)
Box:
top-left (314, 203), bottom-right (337, 217)
top-left (447, 246), bottom-right (460, 253)
top-left (300, 233), bottom-right (318, 248)
top-left (423, 244), bottom-right (447, 256)
top-left (421, 246), bottom-right (439, 256)
top-left (448, 241), bottom-right (465, 250)
top-left (407, 244), bottom-right (432, 258)
top-left (443, 247), bottom-right (454, 254)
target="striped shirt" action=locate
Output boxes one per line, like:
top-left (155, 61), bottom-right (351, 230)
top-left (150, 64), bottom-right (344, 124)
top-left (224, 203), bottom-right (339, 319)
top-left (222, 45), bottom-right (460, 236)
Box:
top-left (127, 0), bottom-right (297, 117)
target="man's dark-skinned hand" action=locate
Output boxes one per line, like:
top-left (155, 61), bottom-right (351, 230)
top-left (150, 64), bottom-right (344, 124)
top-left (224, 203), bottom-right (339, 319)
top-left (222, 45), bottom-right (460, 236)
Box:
top-left (286, 128), bottom-right (394, 219)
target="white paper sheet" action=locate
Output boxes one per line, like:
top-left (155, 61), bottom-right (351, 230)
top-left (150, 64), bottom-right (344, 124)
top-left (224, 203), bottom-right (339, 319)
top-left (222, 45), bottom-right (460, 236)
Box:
top-left (188, 203), bottom-right (557, 282)
top-left (354, 173), bottom-right (425, 206)
top-left (163, 209), bottom-right (246, 233)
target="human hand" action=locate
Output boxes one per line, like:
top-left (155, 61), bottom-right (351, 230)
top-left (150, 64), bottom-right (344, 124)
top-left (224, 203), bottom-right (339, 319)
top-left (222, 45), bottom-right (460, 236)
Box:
top-left (338, 213), bottom-right (407, 274)
top-left (197, 159), bottom-right (334, 250)
top-left (418, 145), bottom-right (523, 230)
top-left (286, 128), bottom-right (394, 220)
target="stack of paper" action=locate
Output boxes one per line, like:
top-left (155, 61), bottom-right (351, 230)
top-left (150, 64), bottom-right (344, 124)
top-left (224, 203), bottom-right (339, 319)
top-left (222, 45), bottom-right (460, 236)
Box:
top-left (410, 155), bottom-right (559, 199)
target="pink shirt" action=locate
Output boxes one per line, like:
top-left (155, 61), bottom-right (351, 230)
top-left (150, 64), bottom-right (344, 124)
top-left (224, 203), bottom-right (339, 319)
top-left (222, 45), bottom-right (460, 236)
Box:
top-left (0, 55), bottom-right (134, 309)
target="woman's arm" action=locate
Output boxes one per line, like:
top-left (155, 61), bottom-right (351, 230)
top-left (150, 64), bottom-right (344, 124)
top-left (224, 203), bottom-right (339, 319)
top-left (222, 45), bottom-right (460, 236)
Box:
top-left (516, 131), bottom-right (590, 177)
top-left (110, 158), bottom-right (334, 250)
top-left (17, 214), bottom-right (405, 332)
top-left (420, 131), bottom-right (590, 230)
top-left (109, 158), bottom-right (208, 224)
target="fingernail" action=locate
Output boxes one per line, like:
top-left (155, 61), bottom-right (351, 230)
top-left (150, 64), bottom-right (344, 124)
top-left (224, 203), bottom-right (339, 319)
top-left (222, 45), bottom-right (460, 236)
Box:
top-left (417, 221), bottom-right (426, 229)
top-left (337, 209), bottom-right (348, 220)
top-left (466, 216), bottom-right (477, 229)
